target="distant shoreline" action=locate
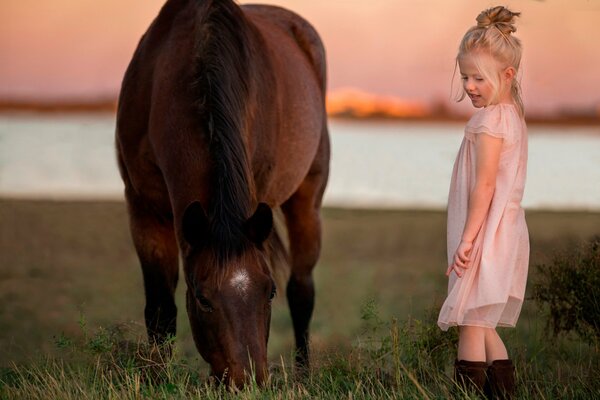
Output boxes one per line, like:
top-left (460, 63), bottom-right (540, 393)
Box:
top-left (1, 100), bottom-right (599, 127)
top-left (1, 196), bottom-right (600, 213)
top-left (0, 100), bottom-right (118, 114)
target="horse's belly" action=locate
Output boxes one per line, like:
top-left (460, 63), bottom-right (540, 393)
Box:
top-left (257, 82), bottom-right (324, 205)
top-left (270, 106), bottom-right (323, 202)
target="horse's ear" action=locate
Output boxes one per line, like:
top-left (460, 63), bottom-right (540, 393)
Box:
top-left (182, 201), bottom-right (209, 247)
top-left (243, 203), bottom-right (273, 245)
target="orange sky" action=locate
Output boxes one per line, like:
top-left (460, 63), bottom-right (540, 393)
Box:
top-left (1, 0), bottom-right (600, 115)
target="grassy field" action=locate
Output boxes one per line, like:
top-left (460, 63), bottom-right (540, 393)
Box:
top-left (1, 199), bottom-right (599, 398)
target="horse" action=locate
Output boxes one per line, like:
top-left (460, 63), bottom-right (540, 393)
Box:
top-left (115, 0), bottom-right (329, 386)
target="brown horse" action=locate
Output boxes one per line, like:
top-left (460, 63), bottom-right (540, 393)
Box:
top-left (115, 0), bottom-right (329, 386)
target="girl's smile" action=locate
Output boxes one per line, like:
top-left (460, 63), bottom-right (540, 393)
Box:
top-left (467, 93), bottom-right (484, 106)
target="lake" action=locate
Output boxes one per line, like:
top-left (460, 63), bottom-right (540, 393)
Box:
top-left (1, 114), bottom-right (599, 210)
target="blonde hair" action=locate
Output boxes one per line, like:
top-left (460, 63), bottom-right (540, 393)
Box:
top-left (455, 6), bottom-right (524, 116)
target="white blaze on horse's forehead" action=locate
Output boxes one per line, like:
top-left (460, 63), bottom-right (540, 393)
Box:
top-left (230, 269), bottom-right (251, 299)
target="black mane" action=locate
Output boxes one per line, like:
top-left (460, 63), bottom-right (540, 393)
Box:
top-left (193, 0), bottom-right (255, 263)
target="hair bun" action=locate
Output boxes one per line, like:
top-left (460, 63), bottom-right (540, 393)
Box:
top-left (476, 6), bottom-right (520, 35)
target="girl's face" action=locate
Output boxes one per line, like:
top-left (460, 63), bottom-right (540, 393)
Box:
top-left (458, 52), bottom-right (514, 108)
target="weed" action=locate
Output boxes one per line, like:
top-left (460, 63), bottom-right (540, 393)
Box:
top-left (533, 236), bottom-right (600, 346)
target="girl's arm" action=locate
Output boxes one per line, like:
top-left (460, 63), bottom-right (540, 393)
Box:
top-left (447, 133), bottom-right (503, 277)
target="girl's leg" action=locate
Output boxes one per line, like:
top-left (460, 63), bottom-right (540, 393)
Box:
top-left (484, 328), bottom-right (508, 363)
top-left (457, 326), bottom-right (486, 361)
top-left (455, 326), bottom-right (488, 394)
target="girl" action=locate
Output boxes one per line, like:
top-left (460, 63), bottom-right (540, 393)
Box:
top-left (437, 6), bottom-right (528, 399)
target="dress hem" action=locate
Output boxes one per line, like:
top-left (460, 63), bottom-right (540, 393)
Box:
top-left (437, 321), bottom-right (517, 332)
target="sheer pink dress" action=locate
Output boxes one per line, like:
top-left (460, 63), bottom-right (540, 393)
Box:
top-left (438, 103), bottom-right (529, 331)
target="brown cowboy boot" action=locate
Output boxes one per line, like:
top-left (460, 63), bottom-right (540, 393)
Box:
top-left (485, 359), bottom-right (516, 399)
top-left (454, 359), bottom-right (488, 396)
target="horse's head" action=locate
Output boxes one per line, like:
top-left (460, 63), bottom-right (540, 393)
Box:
top-left (181, 201), bottom-right (275, 386)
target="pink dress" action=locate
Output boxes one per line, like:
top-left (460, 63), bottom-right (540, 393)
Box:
top-left (438, 103), bottom-right (529, 331)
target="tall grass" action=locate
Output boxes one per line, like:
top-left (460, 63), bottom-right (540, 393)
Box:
top-left (2, 302), bottom-right (598, 399)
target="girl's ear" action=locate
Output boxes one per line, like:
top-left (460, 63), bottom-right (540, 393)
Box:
top-left (503, 66), bottom-right (516, 83)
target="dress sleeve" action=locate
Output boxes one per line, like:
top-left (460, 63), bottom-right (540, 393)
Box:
top-left (465, 105), bottom-right (511, 140)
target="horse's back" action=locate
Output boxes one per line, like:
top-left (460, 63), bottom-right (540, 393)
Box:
top-left (242, 4), bottom-right (329, 204)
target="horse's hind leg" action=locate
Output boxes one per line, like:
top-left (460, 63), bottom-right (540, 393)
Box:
top-left (126, 196), bottom-right (179, 349)
top-left (282, 131), bottom-right (330, 372)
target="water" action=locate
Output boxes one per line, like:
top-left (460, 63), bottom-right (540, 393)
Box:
top-left (1, 114), bottom-right (599, 210)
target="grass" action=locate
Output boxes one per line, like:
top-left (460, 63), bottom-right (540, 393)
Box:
top-left (1, 304), bottom-right (598, 399)
top-left (1, 199), bottom-right (600, 398)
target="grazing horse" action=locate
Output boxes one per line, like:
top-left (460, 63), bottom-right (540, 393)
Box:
top-left (115, 0), bottom-right (329, 386)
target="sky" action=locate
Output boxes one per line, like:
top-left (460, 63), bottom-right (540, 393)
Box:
top-left (1, 0), bottom-right (600, 115)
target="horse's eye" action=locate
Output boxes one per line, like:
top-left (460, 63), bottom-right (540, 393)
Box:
top-left (269, 285), bottom-right (277, 301)
top-left (195, 290), bottom-right (213, 312)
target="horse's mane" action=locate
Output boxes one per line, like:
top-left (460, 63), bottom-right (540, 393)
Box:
top-left (193, 0), bottom-right (255, 264)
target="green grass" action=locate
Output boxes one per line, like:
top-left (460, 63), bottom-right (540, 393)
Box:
top-left (1, 200), bottom-right (600, 398)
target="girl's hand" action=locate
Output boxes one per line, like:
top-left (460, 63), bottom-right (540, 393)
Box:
top-left (446, 240), bottom-right (473, 277)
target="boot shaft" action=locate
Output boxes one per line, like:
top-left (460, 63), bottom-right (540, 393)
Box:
top-left (454, 359), bottom-right (488, 395)
top-left (485, 359), bottom-right (516, 400)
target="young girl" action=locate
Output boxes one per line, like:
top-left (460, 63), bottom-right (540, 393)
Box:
top-left (437, 6), bottom-right (528, 399)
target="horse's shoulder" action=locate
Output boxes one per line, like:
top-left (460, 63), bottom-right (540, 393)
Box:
top-left (242, 4), bottom-right (326, 90)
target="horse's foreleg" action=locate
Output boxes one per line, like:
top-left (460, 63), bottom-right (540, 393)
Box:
top-left (282, 164), bottom-right (328, 372)
top-left (127, 197), bottom-right (179, 348)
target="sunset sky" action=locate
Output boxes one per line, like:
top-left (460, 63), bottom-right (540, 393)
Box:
top-left (1, 0), bottom-right (600, 115)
